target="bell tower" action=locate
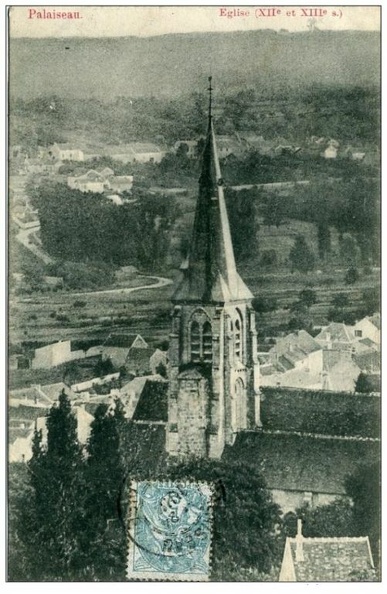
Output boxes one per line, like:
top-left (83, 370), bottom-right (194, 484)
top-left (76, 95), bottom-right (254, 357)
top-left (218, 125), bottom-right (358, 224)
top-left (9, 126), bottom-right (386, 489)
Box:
top-left (166, 78), bottom-right (261, 459)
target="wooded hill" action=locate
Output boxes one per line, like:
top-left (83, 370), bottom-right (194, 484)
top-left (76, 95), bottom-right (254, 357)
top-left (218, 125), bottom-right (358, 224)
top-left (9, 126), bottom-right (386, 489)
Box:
top-left (10, 30), bottom-right (380, 100)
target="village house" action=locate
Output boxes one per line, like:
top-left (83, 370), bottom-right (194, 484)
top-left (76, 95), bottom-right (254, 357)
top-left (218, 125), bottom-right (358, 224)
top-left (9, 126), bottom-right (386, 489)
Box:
top-left (353, 314), bottom-right (380, 346)
top-left (86, 333), bottom-right (150, 370)
top-left (9, 401), bottom-right (93, 463)
top-left (149, 348), bottom-right (169, 375)
top-left (260, 330), bottom-right (324, 389)
top-left (323, 144), bottom-right (338, 159)
top-left (24, 157), bottom-right (62, 175)
top-left (108, 175), bottom-right (134, 193)
top-left (216, 135), bottom-right (242, 159)
top-left (315, 322), bottom-right (355, 352)
top-left (106, 143), bottom-right (165, 164)
top-left (49, 143), bottom-right (85, 162)
top-left (279, 520), bottom-right (375, 582)
top-left (9, 383), bottom-right (76, 462)
top-left (67, 170), bottom-right (107, 193)
top-left (32, 340), bottom-right (85, 369)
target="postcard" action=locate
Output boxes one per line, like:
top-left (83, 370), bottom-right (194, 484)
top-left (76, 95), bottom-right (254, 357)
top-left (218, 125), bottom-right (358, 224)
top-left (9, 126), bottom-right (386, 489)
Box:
top-left (7, 5), bottom-right (380, 582)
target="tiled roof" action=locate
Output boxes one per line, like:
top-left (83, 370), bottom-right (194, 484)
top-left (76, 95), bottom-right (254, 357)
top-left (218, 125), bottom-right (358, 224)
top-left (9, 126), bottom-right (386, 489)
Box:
top-left (270, 330), bottom-right (322, 370)
top-left (132, 379), bottom-right (168, 423)
top-left (9, 385), bottom-right (53, 406)
top-left (224, 432), bottom-right (380, 495)
top-left (126, 348), bottom-right (153, 375)
top-left (120, 375), bottom-right (167, 420)
top-left (283, 536), bottom-right (374, 582)
top-left (353, 351), bottom-right (380, 373)
top-left (9, 426), bottom-right (34, 445)
top-left (103, 334), bottom-right (148, 349)
top-left (316, 323), bottom-right (354, 344)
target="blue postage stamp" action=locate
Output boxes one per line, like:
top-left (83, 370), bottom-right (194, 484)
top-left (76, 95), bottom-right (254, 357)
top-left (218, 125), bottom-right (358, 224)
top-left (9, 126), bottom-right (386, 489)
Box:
top-left (127, 480), bottom-right (213, 581)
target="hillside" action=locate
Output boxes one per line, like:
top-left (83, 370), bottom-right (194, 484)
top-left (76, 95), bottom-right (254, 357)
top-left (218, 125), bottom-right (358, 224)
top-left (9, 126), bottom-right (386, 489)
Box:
top-left (9, 30), bottom-right (380, 100)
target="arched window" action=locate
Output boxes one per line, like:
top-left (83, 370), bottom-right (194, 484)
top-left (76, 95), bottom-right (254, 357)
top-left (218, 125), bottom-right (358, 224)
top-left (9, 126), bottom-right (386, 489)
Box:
top-left (190, 321), bottom-right (201, 363)
top-left (189, 312), bottom-right (212, 364)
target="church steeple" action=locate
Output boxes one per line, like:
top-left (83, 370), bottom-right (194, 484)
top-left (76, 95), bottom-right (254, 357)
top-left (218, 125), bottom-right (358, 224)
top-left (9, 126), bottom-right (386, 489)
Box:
top-left (166, 78), bottom-right (261, 460)
top-left (173, 77), bottom-right (253, 304)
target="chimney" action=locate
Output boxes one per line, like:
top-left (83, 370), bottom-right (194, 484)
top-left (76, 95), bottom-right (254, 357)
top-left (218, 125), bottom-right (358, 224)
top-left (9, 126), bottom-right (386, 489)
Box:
top-left (296, 519), bottom-right (304, 562)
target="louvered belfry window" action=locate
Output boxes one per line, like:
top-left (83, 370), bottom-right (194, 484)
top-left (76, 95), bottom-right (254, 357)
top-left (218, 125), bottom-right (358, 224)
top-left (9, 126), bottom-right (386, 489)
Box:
top-left (202, 321), bottom-right (213, 363)
top-left (190, 321), bottom-right (201, 363)
top-left (189, 312), bottom-right (212, 364)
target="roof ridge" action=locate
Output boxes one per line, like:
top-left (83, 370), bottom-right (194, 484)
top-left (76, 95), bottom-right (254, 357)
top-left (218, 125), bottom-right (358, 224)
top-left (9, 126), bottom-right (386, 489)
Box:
top-left (289, 536), bottom-right (369, 544)
top-left (260, 429), bottom-right (380, 443)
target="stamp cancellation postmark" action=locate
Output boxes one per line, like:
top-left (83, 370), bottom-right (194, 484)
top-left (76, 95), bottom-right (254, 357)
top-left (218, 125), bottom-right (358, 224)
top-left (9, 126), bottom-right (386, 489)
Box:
top-left (127, 480), bottom-right (213, 581)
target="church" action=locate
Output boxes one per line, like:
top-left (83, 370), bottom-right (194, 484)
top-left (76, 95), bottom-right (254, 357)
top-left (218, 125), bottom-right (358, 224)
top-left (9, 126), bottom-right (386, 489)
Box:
top-left (166, 78), bottom-right (260, 459)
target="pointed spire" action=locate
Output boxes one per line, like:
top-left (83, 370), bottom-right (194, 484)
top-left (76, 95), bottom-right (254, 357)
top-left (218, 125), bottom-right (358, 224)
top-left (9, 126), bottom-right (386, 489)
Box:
top-left (172, 79), bottom-right (253, 304)
top-left (208, 76), bottom-right (213, 127)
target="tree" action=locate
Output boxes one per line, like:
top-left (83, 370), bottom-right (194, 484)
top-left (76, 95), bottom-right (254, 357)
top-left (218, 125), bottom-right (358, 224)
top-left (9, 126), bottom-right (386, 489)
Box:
top-left (282, 499), bottom-right (355, 540)
top-left (260, 249), bottom-right (278, 270)
top-left (82, 399), bottom-right (127, 580)
top-left (289, 235), bottom-right (315, 273)
top-left (226, 189), bottom-right (259, 263)
top-left (263, 195), bottom-right (285, 228)
top-left (331, 293), bottom-right (350, 308)
top-left (19, 391), bottom-right (85, 580)
top-left (94, 356), bottom-right (115, 377)
top-left (340, 234), bottom-right (361, 267)
top-left (354, 372), bottom-right (374, 394)
top-left (298, 288), bottom-right (317, 308)
top-left (345, 462), bottom-right (381, 565)
top-left (345, 266), bottom-right (359, 285)
top-left (252, 296), bottom-right (278, 315)
top-left (317, 221), bottom-right (331, 260)
top-left (164, 458), bottom-right (282, 579)
top-left (361, 288), bottom-right (380, 316)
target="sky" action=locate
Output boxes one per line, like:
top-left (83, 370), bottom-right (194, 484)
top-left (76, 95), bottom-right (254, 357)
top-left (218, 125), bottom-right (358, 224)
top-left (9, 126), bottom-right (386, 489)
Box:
top-left (9, 4), bottom-right (381, 38)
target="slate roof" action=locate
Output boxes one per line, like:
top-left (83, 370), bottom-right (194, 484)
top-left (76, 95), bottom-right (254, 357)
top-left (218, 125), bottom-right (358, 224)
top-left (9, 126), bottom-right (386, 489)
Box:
top-left (172, 119), bottom-right (252, 304)
top-left (132, 379), bottom-right (168, 423)
top-left (270, 330), bottom-right (322, 370)
top-left (281, 536), bottom-right (374, 582)
top-left (120, 375), bottom-right (167, 421)
top-left (224, 432), bottom-right (380, 495)
top-left (125, 347), bottom-right (154, 375)
top-left (103, 334), bottom-right (148, 349)
top-left (353, 350), bottom-right (381, 373)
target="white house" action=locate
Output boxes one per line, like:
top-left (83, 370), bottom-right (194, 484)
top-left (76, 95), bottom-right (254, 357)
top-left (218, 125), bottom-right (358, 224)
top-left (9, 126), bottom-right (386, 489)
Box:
top-left (324, 144), bottom-right (338, 159)
top-left (106, 143), bottom-right (165, 164)
top-left (67, 170), bottom-right (107, 193)
top-left (50, 143), bottom-right (84, 162)
top-left (260, 330), bottom-right (324, 389)
top-left (32, 340), bottom-right (85, 369)
top-left (353, 314), bottom-right (380, 346)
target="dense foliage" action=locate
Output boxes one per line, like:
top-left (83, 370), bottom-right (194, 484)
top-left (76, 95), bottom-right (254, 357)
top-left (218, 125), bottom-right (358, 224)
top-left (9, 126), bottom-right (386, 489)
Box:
top-left (29, 182), bottom-right (180, 270)
top-left (9, 396), bottom-right (283, 581)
